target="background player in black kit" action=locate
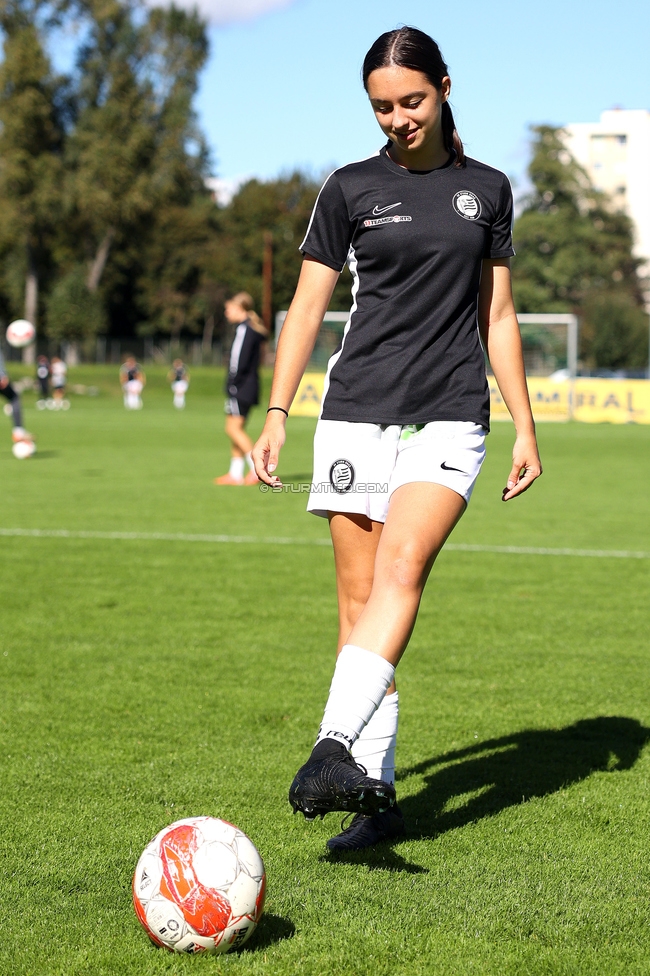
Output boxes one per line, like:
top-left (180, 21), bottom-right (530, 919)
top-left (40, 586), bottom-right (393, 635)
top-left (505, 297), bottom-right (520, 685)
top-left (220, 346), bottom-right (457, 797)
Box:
top-left (215, 292), bottom-right (268, 486)
top-left (0, 345), bottom-right (31, 446)
top-left (36, 356), bottom-right (50, 405)
top-left (253, 28), bottom-right (542, 852)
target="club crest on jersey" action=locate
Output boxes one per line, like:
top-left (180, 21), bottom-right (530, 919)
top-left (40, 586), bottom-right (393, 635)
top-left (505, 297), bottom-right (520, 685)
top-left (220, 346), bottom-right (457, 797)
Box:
top-left (452, 190), bottom-right (481, 220)
top-left (329, 458), bottom-right (355, 493)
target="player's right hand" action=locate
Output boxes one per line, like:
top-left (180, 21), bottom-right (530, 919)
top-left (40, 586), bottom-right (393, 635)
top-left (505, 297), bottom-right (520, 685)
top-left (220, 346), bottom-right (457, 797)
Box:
top-left (252, 416), bottom-right (286, 485)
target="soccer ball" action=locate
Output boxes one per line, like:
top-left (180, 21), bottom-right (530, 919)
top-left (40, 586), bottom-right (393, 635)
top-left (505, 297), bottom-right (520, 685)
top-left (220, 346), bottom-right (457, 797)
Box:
top-left (132, 817), bottom-right (266, 955)
top-left (6, 319), bottom-right (36, 348)
top-left (12, 439), bottom-right (36, 459)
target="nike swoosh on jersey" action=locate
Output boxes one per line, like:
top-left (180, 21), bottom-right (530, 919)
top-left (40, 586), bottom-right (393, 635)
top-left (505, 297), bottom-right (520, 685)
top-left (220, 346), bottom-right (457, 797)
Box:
top-left (440, 461), bottom-right (466, 473)
top-left (372, 202), bottom-right (402, 216)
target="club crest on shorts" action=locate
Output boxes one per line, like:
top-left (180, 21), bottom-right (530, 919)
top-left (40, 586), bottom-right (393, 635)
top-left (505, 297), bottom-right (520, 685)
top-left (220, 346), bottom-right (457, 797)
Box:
top-left (329, 458), bottom-right (355, 493)
top-left (452, 190), bottom-right (481, 220)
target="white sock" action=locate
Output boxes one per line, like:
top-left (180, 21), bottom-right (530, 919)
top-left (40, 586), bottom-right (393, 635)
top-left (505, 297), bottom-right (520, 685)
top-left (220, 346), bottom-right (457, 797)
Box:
top-left (229, 456), bottom-right (244, 480)
top-left (315, 644), bottom-right (395, 751)
top-left (245, 451), bottom-right (254, 471)
top-left (351, 691), bottom-right (398, 785)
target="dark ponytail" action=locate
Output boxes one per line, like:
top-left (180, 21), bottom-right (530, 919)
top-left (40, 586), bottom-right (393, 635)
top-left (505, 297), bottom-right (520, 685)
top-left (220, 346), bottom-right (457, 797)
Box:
top-left (362, 26), bottom-right (465, 168)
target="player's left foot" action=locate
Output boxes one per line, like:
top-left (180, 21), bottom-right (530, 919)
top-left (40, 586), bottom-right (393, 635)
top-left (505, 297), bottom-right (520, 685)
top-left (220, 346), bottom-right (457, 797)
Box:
top-left (326, 804), bottom-right (405, 851)
top-left (243, 469), bottom-right (259, 485)
top-left (289, 739), bottom-right (396, 821)
top-left (12, 427), bottom-right (33, 443)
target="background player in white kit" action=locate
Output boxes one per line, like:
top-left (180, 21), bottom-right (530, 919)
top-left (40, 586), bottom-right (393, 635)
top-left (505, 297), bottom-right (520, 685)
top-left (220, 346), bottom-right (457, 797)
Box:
top-left (168, 359), bottom-right (190, 409)
top-left (253, 27), bottom-right (542, 852)
top-left (50, 356), bottom-right (68, 408)
top-left (120, 356), bottom-right (145, 410)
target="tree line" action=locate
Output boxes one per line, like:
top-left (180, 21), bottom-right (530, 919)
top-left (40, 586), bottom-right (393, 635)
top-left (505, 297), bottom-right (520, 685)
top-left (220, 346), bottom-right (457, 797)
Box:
top-left (0, 1), bottom-right (646, 368)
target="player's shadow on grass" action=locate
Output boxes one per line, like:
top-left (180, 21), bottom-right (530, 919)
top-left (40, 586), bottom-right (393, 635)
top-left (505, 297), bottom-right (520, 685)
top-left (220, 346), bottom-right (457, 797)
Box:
top-left (240, 913), bottom-right (295, 953)
top-left (398, 715), bottom-right (650, 840)
top-left (324, 716), bottom-right (649, 872)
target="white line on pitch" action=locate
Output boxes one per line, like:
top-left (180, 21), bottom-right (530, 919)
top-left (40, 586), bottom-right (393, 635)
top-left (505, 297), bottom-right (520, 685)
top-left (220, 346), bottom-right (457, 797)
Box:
top-left (0, 527), bottom-right (331, 546)
top-left (0, 528), bottom-right (648, 559)
top-left (445, 543), bottom-right (650, 559)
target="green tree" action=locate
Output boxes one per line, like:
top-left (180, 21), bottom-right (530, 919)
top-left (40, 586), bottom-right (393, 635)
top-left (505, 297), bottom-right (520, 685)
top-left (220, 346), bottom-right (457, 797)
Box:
top-left (54, 0), bottom-right (212, 344)
top-left (211, 172), bottom-right (353, 336)
top-left (0, 1), bottom-right (65, 335)
top-left (512, 126), bottom-right (647, 369)
top-left (46, 265), bottom-right (106, 344)
top-left (136, 199), bottom-right (220, 341)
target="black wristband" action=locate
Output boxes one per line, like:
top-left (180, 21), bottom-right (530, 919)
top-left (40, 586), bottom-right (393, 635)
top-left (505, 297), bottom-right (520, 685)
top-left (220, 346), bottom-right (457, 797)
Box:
top-left (267, 406), bottom-right (289, 417)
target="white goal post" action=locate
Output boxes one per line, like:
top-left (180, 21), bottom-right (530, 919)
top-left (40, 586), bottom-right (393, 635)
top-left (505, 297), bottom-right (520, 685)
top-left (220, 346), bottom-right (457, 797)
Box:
top-left (516, 314), bottom-right (578, 379)
top-left (276, 310), bottom-right (578, 379)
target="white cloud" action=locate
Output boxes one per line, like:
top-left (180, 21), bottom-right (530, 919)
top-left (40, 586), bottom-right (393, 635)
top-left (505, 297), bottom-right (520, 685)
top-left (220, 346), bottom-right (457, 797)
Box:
top-left (153, 0), bottom-right (298, 26)
top-left (205, 175), bottom-right (252, 205)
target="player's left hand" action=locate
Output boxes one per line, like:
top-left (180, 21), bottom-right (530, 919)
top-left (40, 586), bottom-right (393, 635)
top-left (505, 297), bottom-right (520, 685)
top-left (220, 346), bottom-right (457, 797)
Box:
top-left (502, 433), bottom-right (542, 501)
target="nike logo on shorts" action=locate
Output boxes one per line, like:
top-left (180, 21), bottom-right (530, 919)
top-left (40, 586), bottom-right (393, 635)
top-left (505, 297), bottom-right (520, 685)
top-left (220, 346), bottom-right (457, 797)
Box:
top-left (372, 202), bottom-right (402, 216)
top-left (441, 461), bottom-right (466, 473)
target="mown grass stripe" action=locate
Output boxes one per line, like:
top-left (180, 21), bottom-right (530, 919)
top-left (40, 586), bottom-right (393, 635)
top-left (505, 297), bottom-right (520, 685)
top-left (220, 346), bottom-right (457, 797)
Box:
top-left (0, 527), bottom-right (648, 559)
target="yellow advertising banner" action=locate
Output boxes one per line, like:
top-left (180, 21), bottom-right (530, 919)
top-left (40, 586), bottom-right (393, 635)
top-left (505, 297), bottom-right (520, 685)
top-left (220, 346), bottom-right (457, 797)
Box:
top-left (490, 378), bottom-right (570, 422)
top-left (292, 374), bottom-right (650, 424)
top-left (491, 377), bottom-right (650, 424)
top-left (571, 378), bottom-right (650, 424)
top-left (291, 373), bottom-right (325, 417)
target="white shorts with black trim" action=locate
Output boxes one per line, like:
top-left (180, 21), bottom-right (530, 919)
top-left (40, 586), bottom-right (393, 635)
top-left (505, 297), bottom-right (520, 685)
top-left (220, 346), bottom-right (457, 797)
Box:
top-left (307, 419), bottom-right (486, 522)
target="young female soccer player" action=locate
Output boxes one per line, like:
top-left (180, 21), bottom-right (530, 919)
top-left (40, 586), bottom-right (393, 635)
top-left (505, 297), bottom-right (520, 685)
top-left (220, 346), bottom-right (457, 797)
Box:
top-left (253, 27), bottom-right (542, 852)
top-left (214, 292), bottom-right (268, 486)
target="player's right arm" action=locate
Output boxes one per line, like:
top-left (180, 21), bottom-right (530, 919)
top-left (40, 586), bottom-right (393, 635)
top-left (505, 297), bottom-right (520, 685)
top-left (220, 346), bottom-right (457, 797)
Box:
top-left (252, 256), bottom-right (339, 485)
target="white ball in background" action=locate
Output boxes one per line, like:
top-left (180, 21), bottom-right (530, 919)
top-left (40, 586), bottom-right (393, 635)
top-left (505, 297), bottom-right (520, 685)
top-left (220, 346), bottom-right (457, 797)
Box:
top-left (12, 440), bottom-right (36, 459)
top-left (6, 319), bottom-right (36, 348)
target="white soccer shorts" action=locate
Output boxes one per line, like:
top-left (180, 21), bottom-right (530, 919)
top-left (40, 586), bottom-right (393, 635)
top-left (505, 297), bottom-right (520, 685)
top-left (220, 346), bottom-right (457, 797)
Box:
top-left (307, 419), bottom-right (486, 522)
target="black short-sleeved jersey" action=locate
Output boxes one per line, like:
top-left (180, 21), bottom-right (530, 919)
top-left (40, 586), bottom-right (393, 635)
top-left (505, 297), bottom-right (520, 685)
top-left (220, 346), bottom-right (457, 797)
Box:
top-left (300, 146), bottom-right (514, 429)
top-left (225, 320), bottom-right (263, 405)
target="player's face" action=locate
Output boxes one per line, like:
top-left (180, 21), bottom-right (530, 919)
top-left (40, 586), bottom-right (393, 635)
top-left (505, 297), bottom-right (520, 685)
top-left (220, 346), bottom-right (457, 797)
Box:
top-left (366, 67), bottom-right (450, 165)
top-left (224, 300), bottom-right (247, 324)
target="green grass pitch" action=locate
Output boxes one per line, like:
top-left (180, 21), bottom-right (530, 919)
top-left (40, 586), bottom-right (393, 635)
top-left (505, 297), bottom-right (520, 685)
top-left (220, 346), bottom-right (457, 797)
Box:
top-left (1, 365), bottom-right (649, 975)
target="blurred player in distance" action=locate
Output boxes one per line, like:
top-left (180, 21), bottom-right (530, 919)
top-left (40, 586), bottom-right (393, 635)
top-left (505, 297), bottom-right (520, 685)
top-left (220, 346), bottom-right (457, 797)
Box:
top-left (0, 344), bottom-right (32, 445)
top-left (253, 27), bottom-right (542, 851)
top-left (120, 355), bottom-right (145, 410)
top-left (168, 359), bottom-right (189, 409)
top-left (36, 355), bottom-right (50, 407)
top-left (50, 356), bottom-right (68, 408)
top-left (214, 292), bottom-right (269, 486)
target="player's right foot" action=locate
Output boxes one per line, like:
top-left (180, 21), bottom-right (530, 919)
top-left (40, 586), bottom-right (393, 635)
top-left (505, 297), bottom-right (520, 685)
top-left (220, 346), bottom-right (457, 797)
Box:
top-left (289, 739), bottom-right (396, 821)
top-left (214, 473), bottom-right (244, 485)
top-left (12, 428), bottom-right (33, 443)
top-left (326, 804), bottom-right (405, 851)
top-left (243, 469), bottom-right (259, 485)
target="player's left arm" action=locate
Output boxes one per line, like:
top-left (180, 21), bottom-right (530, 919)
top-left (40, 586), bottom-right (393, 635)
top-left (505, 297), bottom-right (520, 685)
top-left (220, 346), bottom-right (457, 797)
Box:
top-left (478, 258), bottom-right (542, 501)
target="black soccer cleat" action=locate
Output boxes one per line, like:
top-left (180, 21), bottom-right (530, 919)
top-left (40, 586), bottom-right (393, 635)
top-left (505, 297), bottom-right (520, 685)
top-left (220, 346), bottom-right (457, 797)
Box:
top-left (289, 739), bottom-right (396, 821)
top-left (326, 804), bottom-right (406, 852)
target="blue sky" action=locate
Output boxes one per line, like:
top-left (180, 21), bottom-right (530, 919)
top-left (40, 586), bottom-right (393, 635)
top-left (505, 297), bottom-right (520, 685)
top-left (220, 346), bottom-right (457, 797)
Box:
top-left (188, 0), bottom-right (649, 195)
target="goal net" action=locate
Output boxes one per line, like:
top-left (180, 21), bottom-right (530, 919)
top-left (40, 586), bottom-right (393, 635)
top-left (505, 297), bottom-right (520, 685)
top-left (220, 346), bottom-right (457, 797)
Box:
top-left (275, 311), bottom-right (578, 378)
top-left (274, 311), bottom-right (349, 373)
